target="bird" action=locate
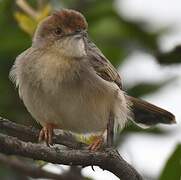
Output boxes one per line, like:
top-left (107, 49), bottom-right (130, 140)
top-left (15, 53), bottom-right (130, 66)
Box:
top-left (9, 9), bottom-right (176, 150)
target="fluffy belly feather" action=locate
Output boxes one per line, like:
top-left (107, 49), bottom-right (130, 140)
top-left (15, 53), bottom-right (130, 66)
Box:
top-left (20, 73), bottom-right (121, 133)
top-left (18, 56), bottom-right (130, 134)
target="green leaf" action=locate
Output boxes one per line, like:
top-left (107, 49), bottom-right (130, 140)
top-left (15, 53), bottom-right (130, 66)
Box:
top-left (122, 124), bottom-right (169, 135)
top-left (156, 45), bottom-right (181, 64)
top-left (115, 124), bottom-right (170, 148)
top-left (127, 78), bottom-right (175, 97)
top-left (159, 144), bottom-right (181, 180)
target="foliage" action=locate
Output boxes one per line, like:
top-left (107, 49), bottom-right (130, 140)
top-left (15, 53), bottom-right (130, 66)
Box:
top-left (127, 78), bottom-right (175, 97)
top-left (14, 1), bottom-right (52, 35)
top-left (159, 144), bottom-right (181, 180)
top-left (156, 45), bottom-right (181, 64)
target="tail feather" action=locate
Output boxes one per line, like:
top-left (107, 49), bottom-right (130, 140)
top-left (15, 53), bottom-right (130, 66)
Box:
top-left (126, 95), bottom-right (176, 127)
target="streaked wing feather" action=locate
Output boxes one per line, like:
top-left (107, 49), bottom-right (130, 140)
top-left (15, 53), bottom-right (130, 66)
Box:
top-left (84, 37), bottom-right (176, 125)
top-left (85, 37), bottom-right (122, 89)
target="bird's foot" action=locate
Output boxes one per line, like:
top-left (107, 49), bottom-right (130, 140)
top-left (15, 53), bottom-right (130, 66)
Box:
top-left (88, 136), bottom-right (104, 151)
top-left (38, 123), bottom-right (55, 146)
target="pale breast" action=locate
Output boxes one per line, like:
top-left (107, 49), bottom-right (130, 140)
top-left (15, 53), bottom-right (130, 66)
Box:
top-left (50, 74), bottom-right (114, 133)
top-left (17, 50), bottom-right (118, 133)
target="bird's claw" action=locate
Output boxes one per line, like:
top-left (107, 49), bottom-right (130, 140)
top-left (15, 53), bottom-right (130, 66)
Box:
top-left (38, 124), bottom-right (54, 146)
top-left (88, 136), bottom-right (104, 151)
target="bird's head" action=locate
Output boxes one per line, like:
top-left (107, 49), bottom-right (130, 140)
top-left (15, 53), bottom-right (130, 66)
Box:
top-left (33, 9), bottom-right (88, 57)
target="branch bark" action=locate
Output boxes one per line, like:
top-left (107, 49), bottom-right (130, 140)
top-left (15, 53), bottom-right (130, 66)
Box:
top-left (0, 117), bottom-right (86, 149)
top-left (0, 153), bottom-right (64, 180)
top-left (0, 117), bottom-right (143, 180)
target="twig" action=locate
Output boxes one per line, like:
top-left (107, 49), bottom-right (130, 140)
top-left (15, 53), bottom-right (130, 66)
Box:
top-left (37, 0), bottom-right (45, 10)
top-left (0, 117), bottom-right (143, 179)
top-left (0, 153), bottom-right (63, 180)
top-left (0, 133), bottom-right (142, 180)
top-left (0, 117), bottom-right (86, 149)
top-left (16, 0), bottom-right (38, 18)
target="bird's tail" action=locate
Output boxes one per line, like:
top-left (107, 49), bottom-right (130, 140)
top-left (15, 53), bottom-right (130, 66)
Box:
top-left (126, 95), bottom-right (176, 128)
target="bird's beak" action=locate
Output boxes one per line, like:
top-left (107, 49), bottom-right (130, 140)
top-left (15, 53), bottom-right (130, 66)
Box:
top-left (79, 30), bottom-right (87, 37)
top-left (73, 30), bottom-right (87, 39)
top-left (66, 30), bottom-right (87, 38)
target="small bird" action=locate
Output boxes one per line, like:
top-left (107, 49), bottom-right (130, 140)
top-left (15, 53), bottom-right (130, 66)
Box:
top-left (10, 9), bottom-right (176, 150)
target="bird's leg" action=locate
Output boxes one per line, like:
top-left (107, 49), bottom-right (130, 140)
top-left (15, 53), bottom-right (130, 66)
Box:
top-left (107, 111), bottom-right (114, 147)
top-left (88, 112), bottom-right (114, 151)
top-left (88, 134), bottom-right (104, 151)
top-left (38, 123), bottom-right (56, 146)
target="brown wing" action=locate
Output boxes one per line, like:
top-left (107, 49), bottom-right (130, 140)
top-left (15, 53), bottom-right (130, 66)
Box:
top-left (84, 37), bottom-right (122, 89)
top-left (84, 36), bottom-right (176, 126)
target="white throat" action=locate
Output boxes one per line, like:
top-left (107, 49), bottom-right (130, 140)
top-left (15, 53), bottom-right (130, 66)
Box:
top-left (55, 37), bottom-right (86, 58)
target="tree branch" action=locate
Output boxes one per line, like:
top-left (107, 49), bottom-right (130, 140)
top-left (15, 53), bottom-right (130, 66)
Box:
top-left (0, 117), bottom-right (86, 149)
top-left (0, 153), bottom-right (63, 180)
top-left (16, 0), bottom-right (38, 18)
top-left (0, 117), bottom-right (143, 180)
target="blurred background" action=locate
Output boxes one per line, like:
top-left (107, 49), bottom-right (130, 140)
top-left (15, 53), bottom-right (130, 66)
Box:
top-left (0, 0), bottom-right (180, 179)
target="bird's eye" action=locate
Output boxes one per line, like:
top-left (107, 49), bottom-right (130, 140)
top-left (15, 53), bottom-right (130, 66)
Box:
top-left (54, 28), bottom-right (62, 36)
